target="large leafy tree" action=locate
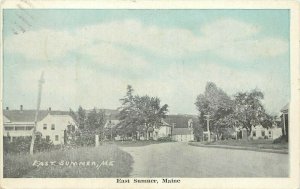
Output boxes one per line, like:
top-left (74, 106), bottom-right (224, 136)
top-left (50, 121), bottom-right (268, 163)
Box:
top-left (117, 85), bottom-right (168, 139)
top-left (86, 108), bottom-right (106, 132)
top-left (70, 106), bottom-right (86, 130)
top-left (134, 95), bottom-right (168, 130)
top-left (69, 106), bottom-right (106, 146)
top-left (195, 82), bottom-right (234, 138)
top-left (233, 89), bottom-right (272, 134)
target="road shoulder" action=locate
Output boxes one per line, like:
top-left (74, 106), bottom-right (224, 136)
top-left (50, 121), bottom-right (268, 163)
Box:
top-left (188, 142), bottom-right (288, 154)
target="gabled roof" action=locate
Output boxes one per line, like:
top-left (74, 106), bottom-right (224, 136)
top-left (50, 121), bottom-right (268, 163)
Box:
top-left (280, 103), bottom-right (289, 113)
top-left (164, 114), bottom-right (198, 128)
top-left (3, 110), bottom-right (70, 122)
top-left (87, 109), bottom-right (120, 119)
top-left (104, 119), bottom-right (120, 128)
top-left (172, 128), bottom-right (192, 135)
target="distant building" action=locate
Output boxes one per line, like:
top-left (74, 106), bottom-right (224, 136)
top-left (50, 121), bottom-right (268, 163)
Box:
top-left (3, 106), bottom-right (76, 145)
top-left (172, 128), bottom-right (194, 142)
top-left (165, 115), bottom-right (196, 142)
top-left (250, 124), bottom-right (282, 140)
top-left (280, 103), bottom-right (289, 138)
top-left (37, 113), bottom-right (76, 145)
top-left (146, 120), bottom-right (172, 140)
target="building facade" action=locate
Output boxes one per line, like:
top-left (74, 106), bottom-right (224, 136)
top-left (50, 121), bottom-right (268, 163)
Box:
top-left (250, 124), bottom-right (282, 140)
top-left (36, 114), bottom-right (76, 145)
top-left (3, 107), bottom-right (76, 145)
top-left (165, 115), bottom-right (197, 142)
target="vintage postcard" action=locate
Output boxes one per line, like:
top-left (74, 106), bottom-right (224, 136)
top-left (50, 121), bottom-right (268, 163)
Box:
top-left (0, 0), bottom-right (299, 189)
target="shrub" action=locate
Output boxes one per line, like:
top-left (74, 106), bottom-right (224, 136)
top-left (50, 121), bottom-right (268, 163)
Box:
top-left (157, 136), bottom-right (172, 142)
top-left (34, 137), bottom-right (55, 152)
top-left (74, 129), bottom-right (103, 147)
top-left (273, 135), bottom-right (288, 144)
top-left (3, 137), bottom-right (31, 154)
top-left (3, 136), bottom-right (54, 154)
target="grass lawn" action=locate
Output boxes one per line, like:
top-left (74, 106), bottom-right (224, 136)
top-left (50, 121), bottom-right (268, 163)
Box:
top-left (190, 139), bottom-right (288, 150)
top-left (106, 140), bottom-right (173, 147)
top-left (3, 144), bottom-right (133, 178)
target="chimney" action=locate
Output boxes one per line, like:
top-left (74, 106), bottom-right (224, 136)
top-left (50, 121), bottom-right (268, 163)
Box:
top-left (5, 107), bottom-right (9, 110)
top-left (20, 105), bottom-right (23, 111)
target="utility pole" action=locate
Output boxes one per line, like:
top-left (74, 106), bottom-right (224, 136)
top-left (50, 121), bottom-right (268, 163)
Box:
top-left (30, 72), bottom-right (45, 155)
top-left (204, 114), bottom-right (211, 142)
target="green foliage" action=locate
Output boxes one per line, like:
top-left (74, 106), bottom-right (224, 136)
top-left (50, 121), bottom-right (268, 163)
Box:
top-left (195, 82), bottom-right (273, 138)
top-left (74, 129), bottom-right (96, 146)
top-left (69, 106), bottom-right (106, 146)
top-left (157, 136), bottom-right (172, 142)
top-left (86, 108), bottom-right (106, 131)
top-left (233, 89), bottom-right (272, 134)
top-left (195, 82), bottom-right (234, 138)
top-left (118, 85), bottom-right (169, 137)
top-left (3, 136), bottom-right (54, 154)
top-left (70, 106), bottom-right (86, 130)
top-left (273, 135), bottom-right (288, 144)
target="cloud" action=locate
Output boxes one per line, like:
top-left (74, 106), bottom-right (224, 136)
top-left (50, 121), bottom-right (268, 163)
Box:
top-left (82, 43), bottom-right (149, 69)
top-left (3, 17), bottom-right (290, 114)
top-left (5, 58), bottom-right (288, 114)
top-left (15, 65), bottom-right (128, 110)
top-left (130, 62), bottom-right (289, 114)
top-left (5, 18), bottom-right (289, 63)
top-left (201, 18), bottom-right (260, 41)
top-left (5, 29), bottom-right (83, 61)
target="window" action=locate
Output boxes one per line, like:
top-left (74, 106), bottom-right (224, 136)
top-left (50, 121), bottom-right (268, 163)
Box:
top-left (67, 125), bottom-right (75, 132)
top-left (26, 126), bottom-right (33, 130)
top-left (252, 131), bottom-right (256, 137)
top-left (43, 124), bottom-right (47, 130)
top-left (269, 131), bottom-right (272, 134)
top-left (55, 135), bottom-right (59, 141)
top-left (4, 127), bottom-right (14, 131)
top-left (261, 131), bottom-right (265, 137)
top-left (51, 124), bottom-right (55, 130)
top-left (15, 126), bottom-right (25, 130)
top-left (46, 135), bottom-right (50, 141)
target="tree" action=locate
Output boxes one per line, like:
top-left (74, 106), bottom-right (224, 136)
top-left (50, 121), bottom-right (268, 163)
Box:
top-left (70, 106), bottom-right (86, 130)
top-left (69, 106), bottom-right (106, 146)
top-left (117, 85), bottom-right (169, 139)
top-left (233, 89), bottom-right (272, 135)
top-left (195, 82), bottom-right (234, 139)
top-left (118, 85), bottom-right (140, 137)
top-left (134, 95), bottom-right (168, 131)
top-left (86, 108), bottom-right (106, 132)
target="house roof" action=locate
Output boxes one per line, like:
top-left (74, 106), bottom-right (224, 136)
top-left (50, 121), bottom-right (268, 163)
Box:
top-left (164, 114), bottom-right (198, 128)
top-left (280, 103), bottom-right (289, 113)
top-left (172, 128), bottom-right (192, 135)
top-left (88, 109), bottom-right (119, 119)
top-left (3, 110), bottom-right (70, 122)
top-left (104, 119), bottom-right (120, 128)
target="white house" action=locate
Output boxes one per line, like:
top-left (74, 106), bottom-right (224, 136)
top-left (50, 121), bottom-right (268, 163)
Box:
top-left (3, 106), bottom-right (48, 141)
top-left (172, 128), bottom-right (194, 142)
top-left (250, 124), bottom-right (282, 140)
top-left (109, 119), bottom-right (172, 141)
top-left (149, 120), bottom-right (172, 140)
top-left (165, 115), bottom-right (196, 142)
top-left (37, 113), bottom-right (76, 145)
top-left (3, 106), bottom-right (76, 145)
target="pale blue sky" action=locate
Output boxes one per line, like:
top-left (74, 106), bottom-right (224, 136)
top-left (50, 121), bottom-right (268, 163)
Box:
top-left (3, 9), bottom-right (290, 114)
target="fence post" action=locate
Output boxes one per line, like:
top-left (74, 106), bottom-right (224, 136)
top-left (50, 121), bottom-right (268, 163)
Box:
top-left (95, 135), bottom-right (99, 147)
